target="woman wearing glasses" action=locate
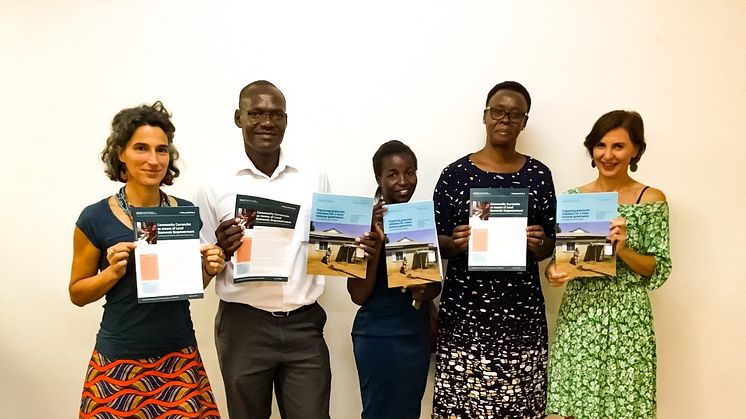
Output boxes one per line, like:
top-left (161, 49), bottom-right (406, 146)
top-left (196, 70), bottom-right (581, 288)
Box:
top-left (69, 102), bottom-right (224, 418)
top-left (545, 110), bottom-right (671, 419)
top-left (431, 81), bottom-right (556, 418)
top-left (348, 140), bottom-right (441, 419)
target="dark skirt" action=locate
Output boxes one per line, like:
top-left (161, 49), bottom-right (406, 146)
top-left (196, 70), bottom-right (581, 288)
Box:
top-left (353, 333), bottom-right (431, 419)
top-left (79, 345), bottom-right (220, 418)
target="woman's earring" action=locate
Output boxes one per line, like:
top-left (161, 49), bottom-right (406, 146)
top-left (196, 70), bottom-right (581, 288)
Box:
top-left (630, 161), bottom-right (638, 172)
top-left (591, 160), bottom-right (596, 168)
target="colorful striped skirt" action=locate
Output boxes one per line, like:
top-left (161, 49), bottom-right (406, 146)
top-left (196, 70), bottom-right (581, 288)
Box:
top-left (79, 345), bottom-right (220, 418)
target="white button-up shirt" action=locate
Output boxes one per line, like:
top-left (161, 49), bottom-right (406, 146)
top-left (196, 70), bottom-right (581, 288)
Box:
top-left (194, 151), bottom-right (331, 312)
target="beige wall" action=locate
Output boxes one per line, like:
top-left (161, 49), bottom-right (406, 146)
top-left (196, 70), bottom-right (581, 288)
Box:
top-left (1, 1), bottom-right (744, 417)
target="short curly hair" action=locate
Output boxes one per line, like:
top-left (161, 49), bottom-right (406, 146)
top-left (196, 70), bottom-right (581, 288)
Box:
top-left (101, 101), bottom-right (180, 185)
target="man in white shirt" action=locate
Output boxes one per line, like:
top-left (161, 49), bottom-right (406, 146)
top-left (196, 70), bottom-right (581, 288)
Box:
top-left (194, 80), bottom-right (331, 419)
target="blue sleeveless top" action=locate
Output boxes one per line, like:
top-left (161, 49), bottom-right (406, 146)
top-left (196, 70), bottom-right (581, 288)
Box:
top-left (351, 251), bottom-right (428, 337)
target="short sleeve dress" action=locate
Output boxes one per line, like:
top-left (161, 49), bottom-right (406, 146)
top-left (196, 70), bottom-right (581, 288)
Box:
top-left (546, 188), bottom-right (672, 419)
top-left (432, 155), bottom-right (556, 419)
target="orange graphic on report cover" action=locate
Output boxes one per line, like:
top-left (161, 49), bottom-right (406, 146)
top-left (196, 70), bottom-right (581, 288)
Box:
top-left (472, 228), bottom-right (489, 252)
top-left (139, 254), bottom-right (160, 281)
top-left (236, 236), bottom-right (253, 263)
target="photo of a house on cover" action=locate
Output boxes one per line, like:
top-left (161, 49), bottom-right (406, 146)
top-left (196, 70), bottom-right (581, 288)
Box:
top-left (468, 188), bottom-right (529, 271)
top-left (555, 192), bottom-right (618, 278)
top-left (306, 193), bottom-right (374, 279)
top-left (382, 201), bottom-right (442, 288)
top-left (132, 206), bottom-right (203, 303)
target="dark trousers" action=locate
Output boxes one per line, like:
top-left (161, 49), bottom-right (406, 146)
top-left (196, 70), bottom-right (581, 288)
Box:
top-left (352, 332), bottom-right (431, 419)
top-left (215, 300), bottom-right (331, 419)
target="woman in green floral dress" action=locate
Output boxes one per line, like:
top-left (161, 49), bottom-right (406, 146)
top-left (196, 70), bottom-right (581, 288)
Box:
top-left (545, 110), bottom-right (672, 419)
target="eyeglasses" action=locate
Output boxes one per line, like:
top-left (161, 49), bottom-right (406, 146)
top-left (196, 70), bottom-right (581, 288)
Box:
top-left (484, 107), bottom-right (527, 123)
top-left (240, 110), bottom-right (287, 123)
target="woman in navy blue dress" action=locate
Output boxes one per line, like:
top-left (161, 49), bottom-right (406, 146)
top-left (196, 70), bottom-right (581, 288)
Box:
top-left (348, 140), bottom-right (442, 419)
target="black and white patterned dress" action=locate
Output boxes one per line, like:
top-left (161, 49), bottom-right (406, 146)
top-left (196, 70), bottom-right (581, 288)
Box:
top-left (432, 155), bottom-right (556, 419)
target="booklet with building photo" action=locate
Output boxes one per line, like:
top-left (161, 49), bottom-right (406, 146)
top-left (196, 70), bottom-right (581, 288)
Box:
top-left (132, 206), bottom-right (203, 303)
top-left (468, 188), bottom-right (529, 271)
top-left (233, 195), bottom-right (301, 283)
top-left (555, 192), bottom-right (618, 278)
top-left (306, 193), bottom-right (374, 279)
top-left (382, 200), bottom-right (443, 288)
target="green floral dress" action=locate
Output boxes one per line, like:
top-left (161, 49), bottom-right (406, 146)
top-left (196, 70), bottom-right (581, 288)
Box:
top-left (546, 188), bottom-right (672, 419)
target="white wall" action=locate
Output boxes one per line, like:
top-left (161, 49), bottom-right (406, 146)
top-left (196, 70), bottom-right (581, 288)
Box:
top-left (1, 1), bottom-right (745, 417)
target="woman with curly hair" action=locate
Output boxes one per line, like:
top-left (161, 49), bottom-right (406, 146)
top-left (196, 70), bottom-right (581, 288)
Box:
top-left (69, 101), bottom-right (224, 418)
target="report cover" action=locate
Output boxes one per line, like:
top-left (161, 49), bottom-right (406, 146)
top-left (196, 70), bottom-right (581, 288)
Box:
top-left (555, 192), bottom-right (618, 278)
top-left (468, 188), bottom-right (529, 271)
top-left (233, 195), bottom-right (300, 283)
top-left (132, 206), bottom-right (203, 303)
top-left (306, 193), bottom-right (374, 279)
top-left (382, 200), bottom-right (442, 288)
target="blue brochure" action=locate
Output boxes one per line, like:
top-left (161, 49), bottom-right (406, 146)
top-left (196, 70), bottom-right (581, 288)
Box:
top-left (306, 193), bottom-right (374, 279)
top-left (555, 192), bottom-right (618, 278)
top-left (382, 200), bottom-right (442, 288)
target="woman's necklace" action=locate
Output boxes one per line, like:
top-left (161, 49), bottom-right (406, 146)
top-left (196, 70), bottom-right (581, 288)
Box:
top-left (115, 186), bottom-right (170, 221)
